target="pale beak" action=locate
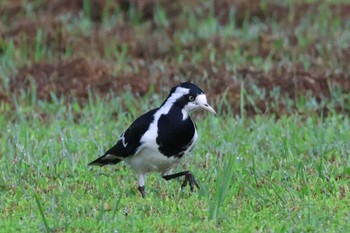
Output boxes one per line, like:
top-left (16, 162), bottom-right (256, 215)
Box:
top-left (200, 103), bottom-right (217, 115)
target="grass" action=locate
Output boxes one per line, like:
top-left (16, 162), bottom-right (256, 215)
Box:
top-left (1, 0), bottom-right (350, 232)
top-left (1, 95), bottom-right (350, 232)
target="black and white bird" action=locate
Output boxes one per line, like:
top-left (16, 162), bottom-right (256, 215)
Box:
top-left (88, 82), bottom-right (216, 197)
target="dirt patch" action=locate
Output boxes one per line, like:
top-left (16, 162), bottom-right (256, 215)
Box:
top-left (2, 1), bottom-right (350, 116)
top-left (2, 1), bottom-right (350, 64)
top-left (215, 1), bottom-right (350, 26)
top-left (10, 58), bottom-right (150, 100)
top-left (8, 58), bottom-right (350, 116)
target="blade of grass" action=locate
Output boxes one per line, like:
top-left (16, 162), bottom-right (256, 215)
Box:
top-left (34, 193), bottom-right (51, 233)
top-left (209, 153), bottom-right (237, 220)
top-left (111, 192), bottom-right (123, 220)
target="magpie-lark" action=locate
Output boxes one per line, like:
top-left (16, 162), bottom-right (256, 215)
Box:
top-left (88, 82), bottom-right (216, 197)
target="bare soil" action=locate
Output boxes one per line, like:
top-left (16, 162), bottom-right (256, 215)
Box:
top-left (10, 58), bottom-right (350, 116)
top-left (2, 0), bottom-right (350, 116)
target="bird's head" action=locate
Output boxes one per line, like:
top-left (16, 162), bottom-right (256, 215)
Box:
top-left (164, 82), bottom-right (216, 115)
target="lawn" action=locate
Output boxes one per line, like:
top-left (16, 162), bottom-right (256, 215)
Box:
top-left (1, 0), bottom-right (350, 232)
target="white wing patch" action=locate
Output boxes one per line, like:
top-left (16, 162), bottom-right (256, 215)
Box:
top-left (102, 154), bottom-right (119, 160)
top-left (120, 133), bottom-right (128, 147)
top-left (140, 88), bottom-right (189, 148)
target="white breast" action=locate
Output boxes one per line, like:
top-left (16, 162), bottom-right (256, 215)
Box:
top-left (125, 147), bottom-right (181, 174)
top-left (126, 128), bottom-right (198, 174)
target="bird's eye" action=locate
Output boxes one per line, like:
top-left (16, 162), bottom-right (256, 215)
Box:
top-left (188, 95), bottom-right (195, 101)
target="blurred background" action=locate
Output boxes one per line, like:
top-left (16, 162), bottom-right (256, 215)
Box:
top-left (1, 0), bottom-right (350, 116)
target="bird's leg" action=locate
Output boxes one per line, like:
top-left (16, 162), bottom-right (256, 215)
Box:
top-left (138, 186), bottom-right (145, 198)
top-left (162, 170), bottom-right (200, 191)
top-left (137, 174), bottom-right (146, 198)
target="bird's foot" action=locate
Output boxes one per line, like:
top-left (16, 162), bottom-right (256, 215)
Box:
top-left (181, 172), bottom-right (200, 191)
top-left (138, 186), bottom-right (146, 198)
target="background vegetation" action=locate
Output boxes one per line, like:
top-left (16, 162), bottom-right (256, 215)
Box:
top-left (1, 0), bottom-right (349, 232)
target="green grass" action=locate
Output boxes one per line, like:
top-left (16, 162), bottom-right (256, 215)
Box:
top-left (1, 95), bottom-right (349, 232)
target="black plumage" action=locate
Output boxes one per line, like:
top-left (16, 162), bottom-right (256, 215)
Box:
top-left (156, 106), bottom-right (196, 158)
top-left (89, 109), bottom-right (158, 166)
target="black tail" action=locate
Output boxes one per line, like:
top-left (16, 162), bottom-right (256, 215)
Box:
top-left (88, 154), bottom-right (121, 166)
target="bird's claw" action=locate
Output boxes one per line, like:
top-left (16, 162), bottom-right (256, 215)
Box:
top-left (181, 172), bottom-right (200, 191)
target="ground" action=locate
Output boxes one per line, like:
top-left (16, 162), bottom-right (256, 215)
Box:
top-left (1, 0), bottom-right (350, 115)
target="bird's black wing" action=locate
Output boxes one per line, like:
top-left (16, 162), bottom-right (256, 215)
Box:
top-left (88, 108), bottom-right (158, 166)
top-left (156, 107), bottom-right (196, 158)
top-left (106, 108), bottom-right (158, 157)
